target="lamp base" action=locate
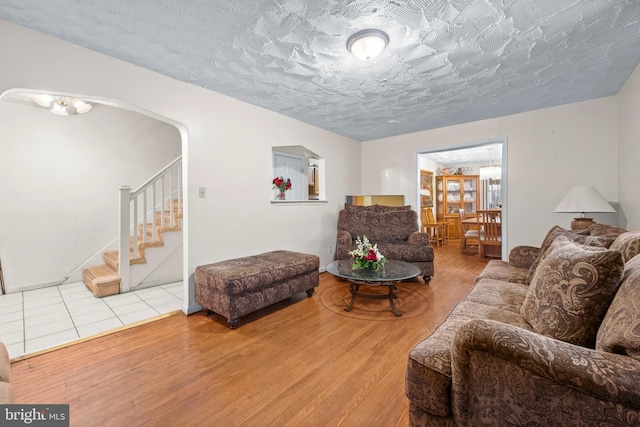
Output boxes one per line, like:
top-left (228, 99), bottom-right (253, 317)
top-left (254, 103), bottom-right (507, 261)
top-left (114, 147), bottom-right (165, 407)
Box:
top-left (571, 218), bottom-right (595, 231)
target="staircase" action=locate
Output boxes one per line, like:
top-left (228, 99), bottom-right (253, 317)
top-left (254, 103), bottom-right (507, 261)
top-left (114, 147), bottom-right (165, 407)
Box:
top-left (82, 156), bottom-right (183, 297)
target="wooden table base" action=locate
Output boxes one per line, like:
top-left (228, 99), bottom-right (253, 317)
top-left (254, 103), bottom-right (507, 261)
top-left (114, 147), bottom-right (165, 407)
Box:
top-left (345, 281), bottom-right (402, 316)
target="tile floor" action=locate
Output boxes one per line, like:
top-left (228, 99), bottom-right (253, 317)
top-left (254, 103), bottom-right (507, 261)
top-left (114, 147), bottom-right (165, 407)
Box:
top-left (0, 281), bottom-right (183, 359)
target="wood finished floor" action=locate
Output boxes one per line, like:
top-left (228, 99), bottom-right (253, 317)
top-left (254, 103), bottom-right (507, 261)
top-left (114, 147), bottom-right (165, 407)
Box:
top-left (10, 243), bottom-right (489, 427)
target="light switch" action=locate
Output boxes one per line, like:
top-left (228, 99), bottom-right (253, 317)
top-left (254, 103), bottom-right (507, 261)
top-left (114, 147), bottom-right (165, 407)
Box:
top-left (199, 187), bottom-right (206, 198)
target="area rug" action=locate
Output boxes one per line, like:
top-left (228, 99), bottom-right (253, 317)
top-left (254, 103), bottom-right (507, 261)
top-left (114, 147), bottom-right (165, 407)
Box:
top-left (320, 280), bottom-right (429, 321)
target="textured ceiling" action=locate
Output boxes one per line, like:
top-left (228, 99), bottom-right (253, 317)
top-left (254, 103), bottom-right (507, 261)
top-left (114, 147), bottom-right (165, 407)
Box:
top-left (1, 0), bottom-right (639, 141)
top-left (423, 142), bottom-right (502, 166)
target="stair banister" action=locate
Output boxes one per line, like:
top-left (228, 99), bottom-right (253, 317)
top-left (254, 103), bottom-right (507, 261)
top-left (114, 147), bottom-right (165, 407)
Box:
top-left (132, 155), bottom-right (182, 196)
top-left (119, 185), bottom-right (132, 293)
top-left (122, 155), bottom-right (182, 267)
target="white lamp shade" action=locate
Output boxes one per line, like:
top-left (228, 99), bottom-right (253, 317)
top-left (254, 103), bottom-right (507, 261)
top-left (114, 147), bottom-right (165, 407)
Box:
top-left (553, 186), bottom-right (616, 215)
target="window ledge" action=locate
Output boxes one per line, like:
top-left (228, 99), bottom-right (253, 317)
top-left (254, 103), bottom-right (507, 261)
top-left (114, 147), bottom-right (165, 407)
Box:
top-left (270, 200), bottom-right (328, 205)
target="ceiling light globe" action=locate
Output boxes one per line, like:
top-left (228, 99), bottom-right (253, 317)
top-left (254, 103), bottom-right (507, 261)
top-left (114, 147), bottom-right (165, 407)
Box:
top-left (347, 29), bottom-right (389, 61)
top-left (50, 102), bottom-right (69, 115)
top-left (72, 99), bottom-right (92, 114)
top-left (31, 94), bottom-right (54, 108)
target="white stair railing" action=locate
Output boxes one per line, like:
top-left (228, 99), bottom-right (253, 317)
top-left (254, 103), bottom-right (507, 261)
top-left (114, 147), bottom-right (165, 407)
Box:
top-left (119, 156), bottom-right (182, 293)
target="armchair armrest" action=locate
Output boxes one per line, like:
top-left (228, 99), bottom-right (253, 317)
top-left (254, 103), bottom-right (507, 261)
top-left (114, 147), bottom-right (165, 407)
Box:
top-left (336, 230), bottom-right (352, 246)
top-left (408, 231), bottom-right (430, 246)
top-left (451, 319), bottom-right (640, 425)
top-left (508, 245), bottom-right (541, 268)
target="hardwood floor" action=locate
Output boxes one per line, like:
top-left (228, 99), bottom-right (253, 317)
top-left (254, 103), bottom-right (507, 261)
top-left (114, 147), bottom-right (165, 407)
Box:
top-left (10, 243), bottom-right (489, 427)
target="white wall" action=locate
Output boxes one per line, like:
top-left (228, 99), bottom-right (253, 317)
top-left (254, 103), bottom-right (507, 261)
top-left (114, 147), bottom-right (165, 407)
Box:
top-left (617, 62), bottom-right (640, 231)
top-left (3, 20), bottom-right (634, 306)
top-left (0, 21), bottom-right (361, 310)
top-left (362, 97), bottom-right (620, 251)
top-left (0, 100), bottom-right (181, 291)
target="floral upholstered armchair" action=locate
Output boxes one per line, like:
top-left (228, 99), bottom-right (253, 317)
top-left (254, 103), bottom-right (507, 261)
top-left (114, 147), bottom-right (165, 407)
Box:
top-left (335, 205), bottom-right (434, 283)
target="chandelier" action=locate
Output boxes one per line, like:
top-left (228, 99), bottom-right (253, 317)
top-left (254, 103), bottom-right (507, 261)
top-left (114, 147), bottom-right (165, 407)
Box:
top-left (479, 147), bottom-right (501, 181)
top-left (31, 94), bottom-right (92, 115)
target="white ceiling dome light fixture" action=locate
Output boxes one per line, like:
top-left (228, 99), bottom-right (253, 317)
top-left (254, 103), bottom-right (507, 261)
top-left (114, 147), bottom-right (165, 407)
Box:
top-left (346, 29), bottom-right (389, 61)
top-left (31, 94), bottom-right (92, 115)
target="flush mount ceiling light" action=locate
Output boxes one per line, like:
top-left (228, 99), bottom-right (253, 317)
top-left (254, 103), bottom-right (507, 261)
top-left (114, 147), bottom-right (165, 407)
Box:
top-left (31, 94), bottom-right (92, 115)
top-left (346, 29), bottom-right (389, 61)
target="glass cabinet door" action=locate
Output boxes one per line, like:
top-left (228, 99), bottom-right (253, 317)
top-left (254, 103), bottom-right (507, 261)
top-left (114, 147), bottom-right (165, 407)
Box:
top-left (436, 177), bottom-right (444, 217)
top-left (462, 177), bottom-right (477, 214)
top-left (445, 178), bottom-right (461, 215)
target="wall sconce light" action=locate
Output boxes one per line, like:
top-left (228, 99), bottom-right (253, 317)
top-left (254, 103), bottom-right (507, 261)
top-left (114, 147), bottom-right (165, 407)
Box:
top-left (346, 29), bottom-right (389, 61)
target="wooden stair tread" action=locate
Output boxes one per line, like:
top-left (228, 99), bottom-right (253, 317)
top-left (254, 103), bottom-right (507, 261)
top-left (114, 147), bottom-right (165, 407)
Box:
top-left (81, 201), bottom-right (182, 297)
top-left (83, 265), bottom-right (118, 281)
top-left (82, 265), bottom-right (120, 297)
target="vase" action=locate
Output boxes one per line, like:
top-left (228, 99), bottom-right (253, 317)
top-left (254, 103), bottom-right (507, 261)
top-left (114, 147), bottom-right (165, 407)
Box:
top-left (277, 192), bottom-right (286, 200)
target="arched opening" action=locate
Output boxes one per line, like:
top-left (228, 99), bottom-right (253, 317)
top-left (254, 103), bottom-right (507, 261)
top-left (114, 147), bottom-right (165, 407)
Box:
top-left (0, 88), bottom-right (189, 357)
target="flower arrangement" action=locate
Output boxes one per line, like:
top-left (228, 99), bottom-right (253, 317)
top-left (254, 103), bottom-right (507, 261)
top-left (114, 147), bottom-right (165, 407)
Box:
top-left (348, 235), bottom-right (386, 270)
top-left (273, 176), bottom-right (292, 200)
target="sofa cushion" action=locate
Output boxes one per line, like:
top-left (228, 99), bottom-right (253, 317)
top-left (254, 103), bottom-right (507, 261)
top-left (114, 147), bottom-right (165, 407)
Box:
top-left (376, 242), bottom-right (433, 262)
top-left (465, 278), bottom-right (529, 313)
top-left (596, 254), bottom-right (640, 361)
top-left (586, 223), bottom-right (628, 237)
top-left (406, 300), bottom-right (532, 417)
top-left (609, 232), bottom-right (640, 263)
top-left (521, 237), bottom-right (625, 347)
top-left (475, 260), bottom-right (528, 284)
top-left (525, 226), bottom-right (618, 285)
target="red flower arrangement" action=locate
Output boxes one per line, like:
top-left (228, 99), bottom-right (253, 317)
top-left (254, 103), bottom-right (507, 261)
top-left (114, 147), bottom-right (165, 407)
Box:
top-left (273, 176), bottom-right (292, 199)
top-left (349, 236), bottom-right (386, 270)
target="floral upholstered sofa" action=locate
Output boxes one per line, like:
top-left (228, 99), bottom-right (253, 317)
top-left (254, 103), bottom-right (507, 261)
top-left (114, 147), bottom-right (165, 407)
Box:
top-left (406, 224), bottom-right (640, 426)
top-left (336, 205), bottom-right (434, 283)
top-left (0, 341), bottom-right (12, 404)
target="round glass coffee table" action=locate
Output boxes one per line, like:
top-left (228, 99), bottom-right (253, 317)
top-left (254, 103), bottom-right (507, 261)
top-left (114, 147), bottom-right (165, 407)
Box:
top-left (326, 259), bottom-right (421, 316)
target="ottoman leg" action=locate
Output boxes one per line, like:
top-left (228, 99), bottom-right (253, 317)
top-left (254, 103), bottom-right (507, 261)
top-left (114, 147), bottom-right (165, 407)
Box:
top-left (228, 319), bottom-right (239, 329)
top-left (306, 289), bottom-right (315, 297)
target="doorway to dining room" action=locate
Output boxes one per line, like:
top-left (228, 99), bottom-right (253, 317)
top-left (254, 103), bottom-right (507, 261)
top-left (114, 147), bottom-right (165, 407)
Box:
top-left (417, 139), bottom-right (507, 259)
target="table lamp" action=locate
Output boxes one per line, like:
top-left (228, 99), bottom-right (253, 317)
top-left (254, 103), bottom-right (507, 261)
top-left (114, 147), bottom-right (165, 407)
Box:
top-left (553, 186), bottom-right (616, 230)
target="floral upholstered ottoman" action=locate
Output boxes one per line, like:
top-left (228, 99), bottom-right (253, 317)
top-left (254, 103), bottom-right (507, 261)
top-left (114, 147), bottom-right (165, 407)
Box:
top-left (195, 250), bottom-right (319, 329)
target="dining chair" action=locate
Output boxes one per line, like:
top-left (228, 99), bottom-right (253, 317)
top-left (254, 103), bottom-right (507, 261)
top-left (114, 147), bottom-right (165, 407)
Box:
top-left (428, 207), bottom-right (449, 246)
top-left (459, 208), bottom-right (481, 254)
top-left (477, 210), bottom-right (502, 258)
top-left (421, 207), bottom-right (446, 247)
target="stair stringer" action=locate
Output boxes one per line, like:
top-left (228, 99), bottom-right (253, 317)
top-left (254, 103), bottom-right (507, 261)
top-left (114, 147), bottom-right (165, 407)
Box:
top-left (128, 228), bottom-right (183, 290)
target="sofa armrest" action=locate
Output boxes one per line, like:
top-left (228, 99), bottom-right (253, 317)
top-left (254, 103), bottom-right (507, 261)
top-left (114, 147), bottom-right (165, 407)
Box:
top-left (451, 319), bottom-right (640, 425)
top-left (0, 342), bottom-right (12, 404)
top-left (507, 245), bottom-right (541, 268)
top-left (408, 231), bottom-right (430, 246)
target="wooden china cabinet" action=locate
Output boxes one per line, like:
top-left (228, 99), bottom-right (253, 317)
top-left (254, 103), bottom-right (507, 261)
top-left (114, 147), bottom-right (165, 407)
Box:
top-left (435, 175), bottom-right (480, 239)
